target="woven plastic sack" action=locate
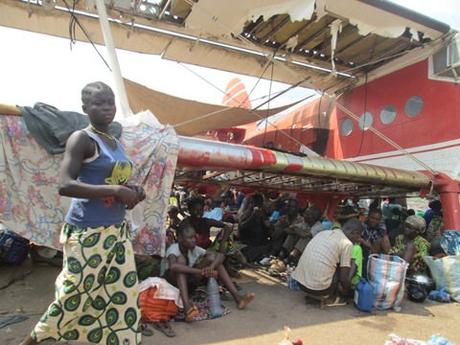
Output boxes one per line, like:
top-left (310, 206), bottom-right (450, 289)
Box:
top-left (367, 254), bottom-right (408, 311)
top-left (424, 256), bottom-right (460, 302)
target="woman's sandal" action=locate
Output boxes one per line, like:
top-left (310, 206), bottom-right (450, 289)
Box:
top-left (153, 321), bottom-right (176, 337)
top-left (185, 305), bottom-right (200, 323)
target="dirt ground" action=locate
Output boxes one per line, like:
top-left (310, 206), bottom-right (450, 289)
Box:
top-left (1, 261), bottom-right (459, 345)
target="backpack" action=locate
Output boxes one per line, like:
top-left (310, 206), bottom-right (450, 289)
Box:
top-left (0, 228), bottom-right (30, 265)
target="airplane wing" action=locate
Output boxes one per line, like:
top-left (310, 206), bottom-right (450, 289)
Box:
top-left (0, 104), bottom-right (431, 198)
top-left (0, 0), bottom-right (451, 92)
top-left (176, 136), bottom-right (431, 199)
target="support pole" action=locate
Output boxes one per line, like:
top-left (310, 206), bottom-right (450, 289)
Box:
top-left (434, 174), bottom-right (460, 230)
top-left (95, 0), bottom-right (132, 117)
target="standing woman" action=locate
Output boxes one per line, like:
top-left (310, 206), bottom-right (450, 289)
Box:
top-left (21, 82), bottom-right (145, 345)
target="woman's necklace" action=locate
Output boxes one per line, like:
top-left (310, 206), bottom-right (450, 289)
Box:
top-left (90, 126), bottom-right (115, 141)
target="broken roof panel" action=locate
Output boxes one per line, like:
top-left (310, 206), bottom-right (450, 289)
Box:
top-left (0, 0), bottom-right (452, 92)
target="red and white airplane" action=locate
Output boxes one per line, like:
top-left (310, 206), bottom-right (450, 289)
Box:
top-left (214, 40), bottom-right (460, 180)
top-left (2, 0), bottom-right (460, 228)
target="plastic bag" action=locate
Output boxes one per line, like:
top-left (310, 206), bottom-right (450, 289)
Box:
top-left (139, 287), bottom-right (178, 322)
top-left (367, 254), bottom-right (408, 311)
top-left (424, 255), bottom-right (460, 302)
top-left (0, 228), bottom-right (30, 265)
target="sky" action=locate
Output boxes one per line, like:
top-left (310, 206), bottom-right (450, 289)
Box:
top-left (0, 1), bottom-right (459, 116)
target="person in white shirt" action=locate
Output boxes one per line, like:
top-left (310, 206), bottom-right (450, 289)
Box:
top-left (292, 219), bottom-right (363, 298)
top-left (165, 222), bottom-right (255, 322)
top-left (283, 205), bottom-right (324, 265)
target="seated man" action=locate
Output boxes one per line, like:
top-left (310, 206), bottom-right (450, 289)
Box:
top-left (182, 196), bottom-right (233, 253)
top-left (270, 198), bottom-right (304, 258)
top-left (165, 222), bottom-right (255, 321)
top-left (292, 219), bottom-right (363, 299)
top-left (282, 206), bottom-right (324, 265)
top-left (360, 208), bottom-right (391, 276)
top-left (238, 193), bottom-right (271, 246)
top-left (237, 193), bottom-right (273, 263)
top-left (361, 209), bottom-right (390, 253)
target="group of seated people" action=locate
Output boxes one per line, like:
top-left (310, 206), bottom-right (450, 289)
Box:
top-left (163, 189), bottom-right (444, 310)
top-left (164, 195), bottom-right (256, 322)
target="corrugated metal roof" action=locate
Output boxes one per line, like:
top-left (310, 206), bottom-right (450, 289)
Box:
top-left (0, 0), bottom-right (452, 92)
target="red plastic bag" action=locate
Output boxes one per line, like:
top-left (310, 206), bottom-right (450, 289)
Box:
top-left (139, 287), bottom-right (178, 322)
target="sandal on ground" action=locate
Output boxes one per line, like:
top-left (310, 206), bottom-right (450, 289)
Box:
top-left (153, 321), bottom-right (176, 337)
top-left (185, 305), bottom-right (200, 323)
top-left (140, 323), bottom-right (154, 336)
top-left (237, 293), bottom-right (256, 310)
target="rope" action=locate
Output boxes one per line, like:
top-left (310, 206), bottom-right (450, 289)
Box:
top-left (334, 99), bottom-right (437, 174)
top-left (172, 75), bottom-right (317, 152)
top-left (173, 50), bottom-right (319, 153)
top-left (178, 61), bottom-right (295, 106)
top-left (62, 0), bottom-right (112, 71)
top-left (172, 56), bottom-right (273, 128)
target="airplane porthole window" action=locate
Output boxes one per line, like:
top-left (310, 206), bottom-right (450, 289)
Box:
top-left (380, 105), bottom-right (397, 124)
top-left (340, 118), bottom-right (353, 136)
top-left (405, 96), bottom-right (424, 117)
top-left (359, 112), bottom-right (373, 130)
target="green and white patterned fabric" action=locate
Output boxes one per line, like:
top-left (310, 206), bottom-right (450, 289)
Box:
top-left (32, 223), bottom-right (141, 345)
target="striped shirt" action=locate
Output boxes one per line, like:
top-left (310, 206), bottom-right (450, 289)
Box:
top-left (292, 229), bottom-right (353, 291)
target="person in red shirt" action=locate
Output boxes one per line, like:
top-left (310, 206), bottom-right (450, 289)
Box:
top-left (181, 196), bottom-right (233, 253)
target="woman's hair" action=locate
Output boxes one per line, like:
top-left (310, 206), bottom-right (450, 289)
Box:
top-left (81, 81), bottom-right (113, 105)
top-left (186, 196), bottom-right (204, 210)
top-left (177, 220), bottom-right (195, 237)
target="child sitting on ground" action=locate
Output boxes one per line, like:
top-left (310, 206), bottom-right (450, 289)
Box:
top-left (164, 222), bottom-right (255, 322)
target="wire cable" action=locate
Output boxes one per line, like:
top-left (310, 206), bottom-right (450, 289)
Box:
top-left (172, 74), bottom-right (317, 152)
top-left (62, 0), bottom-right (112, 71)
top-left (356, 72), bottom-right (368, 157)
top-left (334, 100), bottom-right (436, 174)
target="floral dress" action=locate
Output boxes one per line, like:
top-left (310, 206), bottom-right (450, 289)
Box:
top-left (389, 235), bottom-right (430, 274)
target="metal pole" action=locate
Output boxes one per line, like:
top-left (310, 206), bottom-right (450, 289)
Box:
top-left (95, 0), bottom-right (132, 117)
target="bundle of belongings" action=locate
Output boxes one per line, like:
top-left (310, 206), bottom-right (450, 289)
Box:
top-left (384, 334), bottom-right (453, 345)
top-left (138, 277), bottom-right (181, 337)
top-left (423, 231), bottom-right (460, 303)
top-left (367, 254), bottom-right (408, 311)
top-left (0, 224), bottom-right (29, 265)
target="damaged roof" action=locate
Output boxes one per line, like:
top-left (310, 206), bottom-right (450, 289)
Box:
top-left (0, 0), bottom-right (452, 92)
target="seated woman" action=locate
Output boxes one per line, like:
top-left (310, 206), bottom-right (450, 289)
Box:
top-left (389, 215), bottom-right (431, 274)
top-left (164, 222), bottom-right (255, 322)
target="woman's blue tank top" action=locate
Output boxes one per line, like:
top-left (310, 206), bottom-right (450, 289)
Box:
top-left (65, 129), bottom-right (132, 227)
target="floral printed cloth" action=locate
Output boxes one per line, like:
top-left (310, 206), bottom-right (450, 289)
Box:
top-left (0, 114), bottom-right (179, 256)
